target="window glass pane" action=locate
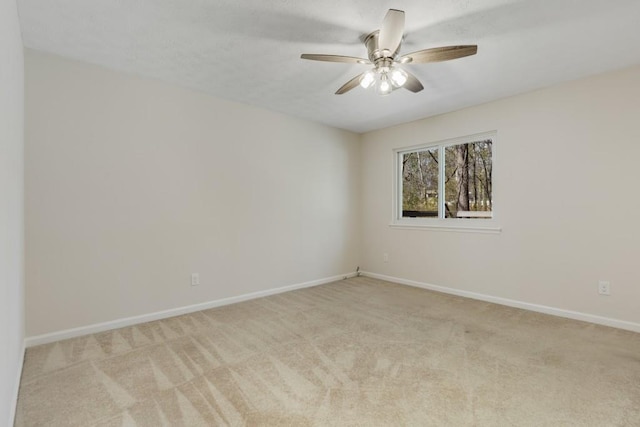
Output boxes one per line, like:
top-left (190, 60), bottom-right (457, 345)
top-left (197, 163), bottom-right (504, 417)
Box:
top-left (402, 148), bottom-right (439, 217)
top-left (444, 140), bottom-right (493, 218)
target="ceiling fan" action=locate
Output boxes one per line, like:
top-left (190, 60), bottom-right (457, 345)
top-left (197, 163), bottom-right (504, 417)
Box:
top-left (301, 9), bottom-right (477, 95)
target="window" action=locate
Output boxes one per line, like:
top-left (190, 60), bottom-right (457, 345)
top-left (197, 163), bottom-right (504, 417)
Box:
top-left (393, 131), bottom-right (499, 232)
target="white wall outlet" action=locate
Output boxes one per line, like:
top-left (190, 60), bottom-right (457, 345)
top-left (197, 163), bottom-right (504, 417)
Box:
top-left (191, 273), bottom-right (200, 286)
top-left (383, 253), bottom-right (389, 263)
top-left (598, 280), bottom-right (610, 296)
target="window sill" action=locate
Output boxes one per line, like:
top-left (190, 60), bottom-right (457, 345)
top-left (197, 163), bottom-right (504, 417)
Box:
top-left (389, 221), bottom-right (502, 234)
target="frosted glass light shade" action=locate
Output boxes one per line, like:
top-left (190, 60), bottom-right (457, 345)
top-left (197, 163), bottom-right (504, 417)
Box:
top-left (359, 71), bottom-right (376, 89)
top-left (390, 68), bottom-right (408, 87)
top-left (377, 74), bottom-right (392, 95)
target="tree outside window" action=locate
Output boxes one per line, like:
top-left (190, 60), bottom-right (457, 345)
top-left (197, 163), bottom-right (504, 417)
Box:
top-left (399, 133), bottom-right (494, 220)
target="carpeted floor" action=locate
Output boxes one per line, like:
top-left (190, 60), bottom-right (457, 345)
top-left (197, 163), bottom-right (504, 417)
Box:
top-left (15, 276), bottom-right (640, 426)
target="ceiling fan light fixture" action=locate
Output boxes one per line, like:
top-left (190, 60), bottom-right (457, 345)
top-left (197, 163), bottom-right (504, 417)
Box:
top-left (359, 70), bottom-right (376, 89)
top-left (301, 9), bottom-right (477, 96)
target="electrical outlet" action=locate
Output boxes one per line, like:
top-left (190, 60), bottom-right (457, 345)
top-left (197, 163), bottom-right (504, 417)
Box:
top-left (598, 280), bottom-right (610, 296)
top-left (383, 253), bottom-right (389, 263)
top-left (191, 273), bottom-right (200, 286)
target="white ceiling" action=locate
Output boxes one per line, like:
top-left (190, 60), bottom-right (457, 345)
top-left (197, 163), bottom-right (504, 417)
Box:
top-left (17, 0), bottom-right (640, 133)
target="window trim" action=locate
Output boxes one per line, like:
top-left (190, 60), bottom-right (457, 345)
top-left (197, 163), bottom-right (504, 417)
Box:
top-left (391, 131), bottom-right (501, 233)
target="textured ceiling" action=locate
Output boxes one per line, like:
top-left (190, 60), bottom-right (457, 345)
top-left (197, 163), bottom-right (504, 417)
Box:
top-left (17, 0), bottom-right (640, 133)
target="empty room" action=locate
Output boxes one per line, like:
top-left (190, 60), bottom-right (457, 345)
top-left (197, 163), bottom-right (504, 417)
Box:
top-left (2, 0), bottom-right (640, 425)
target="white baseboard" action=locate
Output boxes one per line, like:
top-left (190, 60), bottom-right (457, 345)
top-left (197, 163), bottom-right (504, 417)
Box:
top-left (9, 341), bottom-right (25, 426)
top-left (362, 271), bottom-right (640, 334)
top-left (25, 272), bottom-right (357, 347)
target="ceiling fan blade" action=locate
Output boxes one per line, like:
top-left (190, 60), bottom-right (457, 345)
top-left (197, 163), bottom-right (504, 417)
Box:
top-left (403, 71), bottom-right (424, 93)
top-left (301, 54), bottom-right (369, 64)
top-left (335, 73), bottom-right (364, 95)
top-left (378, 9), bottom-right (405, 56)
top-left (400, 45), bottom-right (478, 64)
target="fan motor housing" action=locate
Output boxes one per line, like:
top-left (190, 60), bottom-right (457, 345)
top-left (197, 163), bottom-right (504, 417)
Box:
top-left (364, 30), bottom-right (401, 63)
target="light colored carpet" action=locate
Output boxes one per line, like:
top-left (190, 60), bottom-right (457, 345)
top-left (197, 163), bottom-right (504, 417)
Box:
top-left (15, 276), bottom-right (640, 426)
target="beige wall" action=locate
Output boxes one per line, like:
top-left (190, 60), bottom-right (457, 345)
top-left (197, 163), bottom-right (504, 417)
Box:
top-left (361, 65), bottom-right (640, 325)
top-left (25, 50), bottom-right (361, 336)
top-left (0, 0), bottom-right (24, 424)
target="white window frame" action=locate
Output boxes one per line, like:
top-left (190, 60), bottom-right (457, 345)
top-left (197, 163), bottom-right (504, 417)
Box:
top-left (391, 131), bottom-right (501, 233)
